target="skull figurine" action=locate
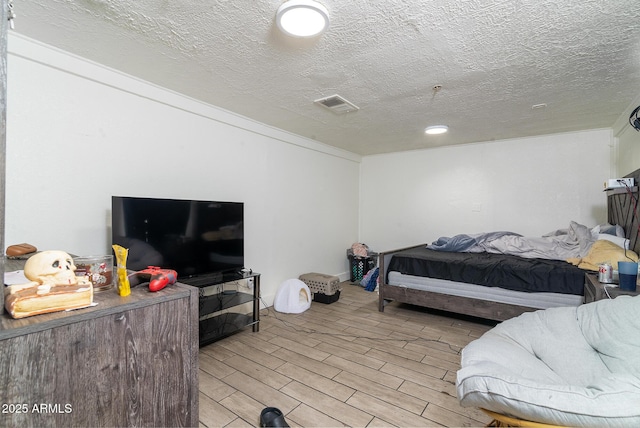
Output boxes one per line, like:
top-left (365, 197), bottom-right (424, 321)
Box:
top-left (4, 250), bottom-right (94, 318)
top-left (24, 250), bottom-right (80, 285)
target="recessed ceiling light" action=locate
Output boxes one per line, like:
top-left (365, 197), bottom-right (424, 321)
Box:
top-left (425, 125), bottom-right (449, 135)
top-left (276, 0), bottom-right (330, 38)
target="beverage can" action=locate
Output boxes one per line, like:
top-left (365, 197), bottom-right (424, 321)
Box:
top-left (598, 263), bottom-right (614, 283)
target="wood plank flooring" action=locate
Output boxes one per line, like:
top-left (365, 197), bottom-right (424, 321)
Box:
top-left (198, 282), bottom-right (496, 427)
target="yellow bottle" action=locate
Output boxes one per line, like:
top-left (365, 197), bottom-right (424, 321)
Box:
top-left (112, 244), bottom-right (131, 296)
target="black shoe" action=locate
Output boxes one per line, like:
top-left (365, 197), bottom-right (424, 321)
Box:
top-left (260, 407), bottom-right (290, 427)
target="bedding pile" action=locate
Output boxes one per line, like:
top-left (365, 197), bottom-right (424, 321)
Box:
top-left (428, 221), bottom-right (593, 259)
top-left (428, 221), bottom-right (637, 269)
top-left (567, 239), bottom-right (638, 270)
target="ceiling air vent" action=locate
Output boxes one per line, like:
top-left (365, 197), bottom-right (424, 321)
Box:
top-left (314, 94), bottom-right (359, 114)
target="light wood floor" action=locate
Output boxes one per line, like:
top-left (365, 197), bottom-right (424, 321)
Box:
top-left (198, 282), bottom-right (496, 427)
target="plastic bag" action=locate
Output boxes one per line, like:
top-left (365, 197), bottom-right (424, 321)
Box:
top-left (350, 243), bottom-right (369, 257)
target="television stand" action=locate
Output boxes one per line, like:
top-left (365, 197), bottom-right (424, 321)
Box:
top-left (197, 271), bottom-right (260, 346)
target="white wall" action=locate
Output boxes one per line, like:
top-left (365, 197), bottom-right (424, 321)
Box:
top-left (4, 34), bottom-right (360, 304)
top-left (360, 130), bottom-right (614, 251)
top-left (612, 96), bottom-right (640, 177)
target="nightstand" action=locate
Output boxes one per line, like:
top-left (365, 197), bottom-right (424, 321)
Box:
top-left (584, 273), bottom-right (640, 303)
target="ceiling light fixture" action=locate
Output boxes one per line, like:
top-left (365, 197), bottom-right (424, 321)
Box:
top-left (276, 0), bottom-right (329, 38)
top-left (425, 125), bottom-right (449, 135)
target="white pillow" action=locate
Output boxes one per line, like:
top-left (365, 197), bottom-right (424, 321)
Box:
top-left (592, 223), bottom-right (626, 238)
top-left (597, 233), bottom-right (630, 249)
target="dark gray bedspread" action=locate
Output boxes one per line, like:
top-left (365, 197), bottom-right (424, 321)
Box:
top-left (388, 246), bottom-right (585, 295)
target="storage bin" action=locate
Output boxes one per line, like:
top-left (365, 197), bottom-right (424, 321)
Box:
top-left (348, 254), bottom-right (377, 283)
top-left (299, 272), bottom-right (341, 304)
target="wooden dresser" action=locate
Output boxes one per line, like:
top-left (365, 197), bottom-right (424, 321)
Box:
top-left (0, 281), bottom-right (199, 427)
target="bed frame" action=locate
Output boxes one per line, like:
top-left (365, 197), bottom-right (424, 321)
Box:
top-left (378, 168), bottom-right (640, 321)
top-left (377, 245), bottom-right (543, 321)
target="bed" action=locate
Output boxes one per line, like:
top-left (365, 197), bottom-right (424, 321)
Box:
top-left (378, 169), bottom-right (640, 321)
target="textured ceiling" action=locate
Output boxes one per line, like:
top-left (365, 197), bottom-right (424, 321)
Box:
top-left (9, 0), bottom-right (640, 155)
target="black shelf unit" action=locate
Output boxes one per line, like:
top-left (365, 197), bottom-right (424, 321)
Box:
top-left (200, 313), bottom-right (258, 345)
top-left (194, 272), bottom-right (261, 347)
top-left (199, 291), bottom-right (254, 315)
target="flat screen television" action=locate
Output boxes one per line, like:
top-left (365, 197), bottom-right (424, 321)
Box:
top-left (111, 196), bottom-right (244, 283)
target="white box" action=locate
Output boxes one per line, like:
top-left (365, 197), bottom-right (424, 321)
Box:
top-left (604, 178), bottom-right (634, 190)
